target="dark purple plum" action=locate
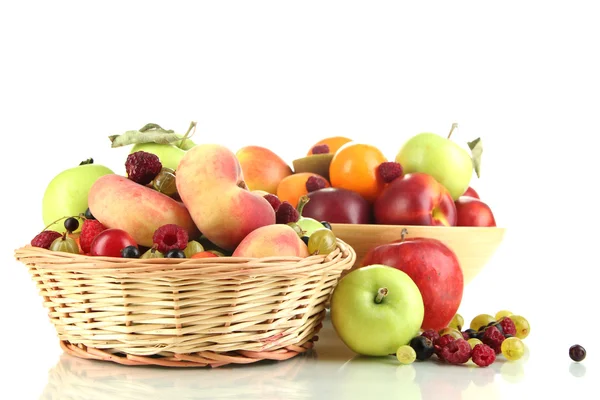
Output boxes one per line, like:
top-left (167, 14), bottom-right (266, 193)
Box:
top-left (303, 187), bottom-right (371, 224)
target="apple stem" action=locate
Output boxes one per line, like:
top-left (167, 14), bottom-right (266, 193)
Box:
top-left (177, 121), bottom-right (197, 149)
top-left (296, 195), bottom-right (310, 216)
top-left (237, 180), bottom-right (248, 190)
top-left (447, 122), bottom-right (459, 139)
top-left (79, 158), bottom-right (94, 166)
top-left (374, 287), bottom-right (388, 304)
top-left (400, 228), bottom-right (408, 242)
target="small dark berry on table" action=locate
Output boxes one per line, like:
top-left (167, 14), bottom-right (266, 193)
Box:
top-left (569, 345), bottom-right (586, 362)
top-left (409, 335), bottom-right (435, 361)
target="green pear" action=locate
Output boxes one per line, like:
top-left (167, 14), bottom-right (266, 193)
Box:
top-left (42, 160), bottom-right (114, 233)
top-left (395, 129), bottom-right (474, 200)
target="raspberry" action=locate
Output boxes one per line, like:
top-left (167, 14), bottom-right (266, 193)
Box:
top-left (311, 144), bottom-right (330, 154)
top-left (152, 224), bottom-right (189, 253)
top-left (440, 338), bottom-right (472, 364)
top-left (481, 325), bottom-right (505, 354)
top-left (434, 334), bottom-right (456, 360)
top-left (79, 219), bottom-right (107, 254)
top-left (263, 194), bottom-right (281, 212)
top-left (31, 230), bottom-right (62, 249)
top-left (377, 161), bottom-right (403, 183)
top-left (499, 317), bottom-right (517, 337)
top-left (421, 329), bottom-right (440, 344)
top-left (471, 343), bottom-right (496, 367)
top-left (305, 175), bottom-right (328, 192)
top-left (275, 201), bottom-right (299, 224)
top-left (125, 151), bottom-right (162, 185)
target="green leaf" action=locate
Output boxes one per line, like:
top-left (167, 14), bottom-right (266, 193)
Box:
top-left (467, 137), bottom-right (483, 178)
top-left (108, 123), bottom-right (182, 148)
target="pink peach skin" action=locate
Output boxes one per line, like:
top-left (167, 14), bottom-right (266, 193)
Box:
top-left (236, 145), bottom-right (293, 194)
top-left (88, 174), bottom-right (199, 247)
top-left (176, 144), bottom-right (276, 251)
top-left (232, 224), bottom-right (310, 258)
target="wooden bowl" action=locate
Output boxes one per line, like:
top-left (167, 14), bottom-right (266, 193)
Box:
top-left (330, 224), bottom-right (506, 285)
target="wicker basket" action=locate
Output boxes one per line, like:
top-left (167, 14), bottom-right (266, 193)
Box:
top-left (14, 239), bottom-right (355, 368)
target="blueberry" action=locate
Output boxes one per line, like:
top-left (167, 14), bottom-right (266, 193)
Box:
top-left (301, 236), bottom-right (310, 245)
top-left (165, 249), bottom-right (186, 258)
top-left (64, 217), bottom-right (79, 233)
top-left (409, 335), bottom-right (435, 361)
top-left (321, 221), bottom-right (332, 230)
top-left (84, 207), bottom-right (95, 220)
top-left (121, 245), bottom-right (140, 258)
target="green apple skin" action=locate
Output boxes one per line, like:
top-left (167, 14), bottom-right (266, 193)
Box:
top-left (130, 142), bottom-right (187, 171)
top-left (42, 164), bottom-right (114, 233)
top-left (395, 132), bottom-right (472, 200)
top-left (330, 264), bottom-right (425, 356)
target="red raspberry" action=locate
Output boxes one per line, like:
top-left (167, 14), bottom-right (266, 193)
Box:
top-left (79, 219), bottom-right (107, 254)
top-left (440, 338), bottom-right (472, 364)
top-left (125, 151), bottom-right (162, 185)
top-left (421, 329), bottom-right (440, 344)
top-left (263, 194), bottom-right (281, 212)
top-left (311, 144), bottom-right (330, 154)
top-left (305, 175), bottom-right (328, 192)
top-left (499, 317), bottom-right (517, 337)
top-left (434, 334), bottom-right (455, 361)
top-left (481, 325), bottom-right (505, 354)
top-left (471, 343), bottom-right (496, 367)
top-left (152, 224), bottom-right (189, 253)
top-left (275, 201), bottom-right (299, 224)
top-left (377, 162), bottom-right (403, 183)
top-left (31, 230), bottom-right (62, 249)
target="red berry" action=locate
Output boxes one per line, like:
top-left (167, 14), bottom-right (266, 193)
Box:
top-left (440, 338), bottom-right (472, 364)
top-left (79, 219), bottom-right (107, 254)
top-left (90, 229), bottom-right (137, 257)
top-left (275, 201), bottom-right (299, 224)
top-left (471, 343), bottom-right (496, 367)
top-left (499, 317), bottom-right (517, 337)
top-left (377, 161), bottom-right (403, 183)
top-left (152, 224), bottom-right (189, 253)
top-left (125, 151), bottom-right (162, 185)
top-left (305, 175), bottom-right (328, 192)
top-left (31, 230), bottom-right (62, 249)
top-left (263, 194), bottom-right (282, 212)
top-left (311, 144), bottom-right (330, 154)
top-left (481, 325), bottom-right (505, 354)
top-left (434, 334), bottom-right (455, 361)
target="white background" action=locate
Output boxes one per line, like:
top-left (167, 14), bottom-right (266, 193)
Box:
top-left (1, 1), bottom-right (598, 398)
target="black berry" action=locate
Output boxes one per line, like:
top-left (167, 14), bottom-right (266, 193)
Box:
top-left (165, 249), bottom-right (186, 258)
top-left (409, 335), bottom-right (435, 361)
top-left (64, 217), bottom-right (79, 233)
top-left (84, 208), bottom-right (95, 220)
top-left (464, 328), bottom-right (478, 339)
top-left (301, 236), bottom-right (310, 245)
top-left (321, 221), bottom-right (332, 230)
top-left (569, 345), bottom-right (586, 362)
top-left (121, 245), bottom-right (140, 258)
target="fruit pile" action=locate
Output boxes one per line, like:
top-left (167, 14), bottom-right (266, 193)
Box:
top-left (236, 123), bottom-right (495, 228)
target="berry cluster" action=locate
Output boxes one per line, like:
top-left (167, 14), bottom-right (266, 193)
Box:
top-left (397, 311), bottom-right (531, 367)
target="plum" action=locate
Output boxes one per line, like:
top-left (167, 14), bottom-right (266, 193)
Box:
top-left (303, 188), bottom-right (371, 224)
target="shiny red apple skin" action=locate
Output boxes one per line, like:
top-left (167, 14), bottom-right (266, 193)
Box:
top-left (303, 187), bottom-right (372, 224)
top-left (373, 172), bottom-right (457, 226)
top-left (360, 237), bottom-right (464, 331)
top-left (462, 186), bottom-right (480, 199)
top-left (454, 196), bottom-right (496, 227)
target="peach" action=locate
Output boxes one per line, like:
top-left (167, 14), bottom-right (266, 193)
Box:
top-left (88, 174), bottom-right (199, 247)
top-left (236, 146), bottom-right (293, 194)
top-left (232, 224), bottom-right (309, 258)
top-left (176, 144), bottom-right (276, 251)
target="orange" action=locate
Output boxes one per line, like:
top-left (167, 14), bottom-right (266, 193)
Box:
top-left (306, 136), bottom-right (353, 156)
top-left (276, 172), bottom-right (330, 209)
top-left (191, 251), bottom-right (219, 258)
top-left (329, 142), bottom-right (387, 203)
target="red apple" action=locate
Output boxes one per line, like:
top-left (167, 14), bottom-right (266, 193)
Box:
top-left (454, 196), bottom-right (496, 227)
top-left (303, 187), bottom-right (372, 224)
top-left (360, 235), bottom-right (463, 331)
top-left (462, 186), bottom-right (480, 199)
top-left (373, 172), bottom-right (457, 226)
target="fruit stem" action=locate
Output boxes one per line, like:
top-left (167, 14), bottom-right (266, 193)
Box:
top-left (40, 215), bottom-right (76, 233)
top-left (400, 228), bottom-right (408, 242)
top-left (79, 158), bottom-right (94, 165)
top-left (447, 122), bottom-right (459, 139)
top-left (374, 287), bottom-right (388, 304)
top-left (296, 195), bottom-right (310, 216)
top-left (177, 121), bottom-right (197, 149)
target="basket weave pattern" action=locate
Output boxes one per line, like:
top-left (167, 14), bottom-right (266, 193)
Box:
top-left (14, 240), bottom-right (355, 367)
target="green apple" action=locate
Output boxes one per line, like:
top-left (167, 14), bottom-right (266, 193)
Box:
top-left (42, 160), bottom-right (114, 233)
top-left (330, 264), bottom-right (424, 356)
top-left (395, 127), bottom-right (474, 200)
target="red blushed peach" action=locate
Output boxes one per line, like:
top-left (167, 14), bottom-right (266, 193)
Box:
top-left (232, 224), bottom-right (309, 258)
top-left (236, 146), bottom-right (293, 194)
top-left (88, 174), bottom-right (199, 247)
top-left (176, 144), bottom-right (276, 251)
